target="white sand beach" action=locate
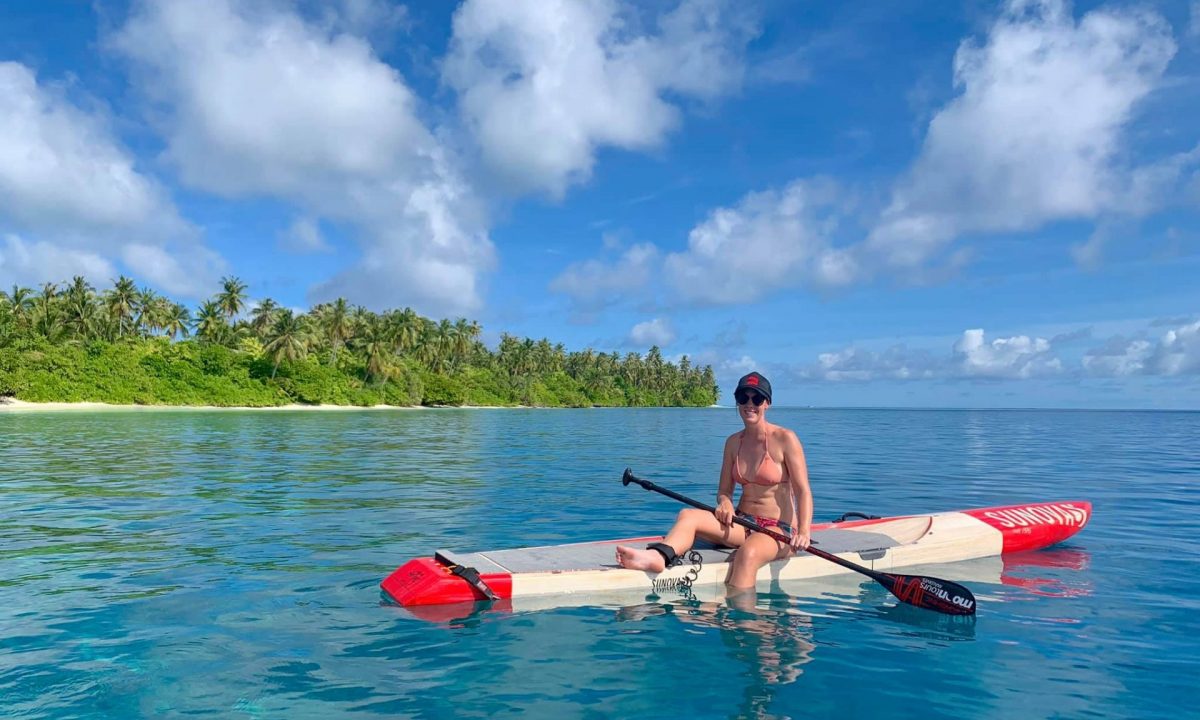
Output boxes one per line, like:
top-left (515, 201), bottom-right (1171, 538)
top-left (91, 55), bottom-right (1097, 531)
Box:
top-left (0, 398), bottom-right (422, 412)
top-left (0, 398), bottom-right (542, 412)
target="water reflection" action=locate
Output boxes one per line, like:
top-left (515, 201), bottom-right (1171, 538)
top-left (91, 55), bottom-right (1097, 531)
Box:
top-left (608, 586), bottom-right (816, 720)
top-left (998, 547), bottom-right (1092, 599)
top-left (389, 595), bottom-right (514, 627)
top-left (858, 590), bottom-right (978, 640)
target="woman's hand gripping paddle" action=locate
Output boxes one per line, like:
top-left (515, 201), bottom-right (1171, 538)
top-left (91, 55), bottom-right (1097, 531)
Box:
top-left (621, 468), bottom-right (977, 616)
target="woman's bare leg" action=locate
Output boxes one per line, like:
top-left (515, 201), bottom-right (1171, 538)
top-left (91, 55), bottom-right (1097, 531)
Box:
top-left (616, 508), bottom-right (746, 571)
top-left (726, 532), bottom-right (791, 588)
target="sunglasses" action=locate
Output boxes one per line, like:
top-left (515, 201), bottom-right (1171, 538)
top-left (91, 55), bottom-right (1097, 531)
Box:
top-left (735, 391), bottom-right (767, 406)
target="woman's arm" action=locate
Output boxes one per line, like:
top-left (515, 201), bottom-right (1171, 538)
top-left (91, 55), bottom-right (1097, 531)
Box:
top-left (784, 430), bottom-right (812, 549)
top-left (715, 435), bottom-right (736, 526)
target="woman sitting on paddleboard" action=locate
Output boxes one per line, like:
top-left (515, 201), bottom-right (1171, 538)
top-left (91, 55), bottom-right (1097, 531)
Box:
top-left (616, 371), bottom-right (813, 588)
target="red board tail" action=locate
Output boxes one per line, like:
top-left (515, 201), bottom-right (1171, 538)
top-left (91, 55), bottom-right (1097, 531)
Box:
top-left (381, 557), bottom-right (512, 606)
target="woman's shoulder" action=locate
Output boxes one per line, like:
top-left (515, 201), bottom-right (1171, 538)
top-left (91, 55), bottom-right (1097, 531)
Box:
top-left (770, 424), bottom-right (802, 447)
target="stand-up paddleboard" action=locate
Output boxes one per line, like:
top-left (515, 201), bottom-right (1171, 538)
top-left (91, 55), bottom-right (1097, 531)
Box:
top-left (381, 497), bottom-right (1091, 617)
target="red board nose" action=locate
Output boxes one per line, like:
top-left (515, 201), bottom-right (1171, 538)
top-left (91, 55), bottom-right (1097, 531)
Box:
top-left (964, 501), bottom-right (1092, 553)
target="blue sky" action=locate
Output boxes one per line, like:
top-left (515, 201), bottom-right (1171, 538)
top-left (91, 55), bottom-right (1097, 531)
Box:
top-left (1, 0), bottom-right (1198, 408)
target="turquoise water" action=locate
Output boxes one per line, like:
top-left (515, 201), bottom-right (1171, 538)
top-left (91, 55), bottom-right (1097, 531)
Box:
top-left (2, 407), bottom-right (1197, 719)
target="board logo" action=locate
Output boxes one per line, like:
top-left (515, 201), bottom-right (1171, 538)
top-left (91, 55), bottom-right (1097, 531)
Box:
top-left (651, 550), bottom-right (703, 597)
top-left (983, 503), bottom-right (1089, 529)
top-left (652, 577), bottom-right (690, 593)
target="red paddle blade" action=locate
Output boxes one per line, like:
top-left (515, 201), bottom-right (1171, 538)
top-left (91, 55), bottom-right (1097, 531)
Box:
top-left (882, 574), bottom-right (977, 615)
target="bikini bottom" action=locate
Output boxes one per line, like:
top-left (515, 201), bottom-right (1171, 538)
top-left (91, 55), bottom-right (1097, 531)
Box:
top-left (737, 512), bottom-right (793, 539)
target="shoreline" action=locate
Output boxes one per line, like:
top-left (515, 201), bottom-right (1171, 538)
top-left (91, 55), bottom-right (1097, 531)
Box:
top-left (0, 398), bottom-right (525, 412)
top-left (0, 396), bottom-right (720, 412)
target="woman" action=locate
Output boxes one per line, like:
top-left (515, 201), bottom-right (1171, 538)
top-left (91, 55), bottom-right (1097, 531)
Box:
top-left (615, 371), bottom-right (813, 589)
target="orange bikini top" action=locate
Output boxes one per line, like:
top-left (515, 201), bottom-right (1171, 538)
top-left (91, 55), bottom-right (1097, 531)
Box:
top-left (731, 431), bottom-right (786, 486)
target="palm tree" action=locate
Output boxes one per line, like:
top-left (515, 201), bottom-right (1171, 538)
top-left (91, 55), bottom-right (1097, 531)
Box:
top-left (415, 319), bottom-right (450, 372)
top-left (646, 345), bottom-right (665, 395)
top-left (104, 276), bottom-right (138, 339)
top-left (65, 276), bottom-right (92, 303)
top-left (216, 276), bottom-right (247, 320)
top-left (61, 277), bottom-right (97, 341)
top-left (322, 297), bottom-right (353, 364)
top-left (448, 318), bottom-right (479, 370)
top-left (194, 300), bottom-right (227, 343)
top-left (133, 288), bottom-right (164, 337)
top-left (355, 322), bottom-right (392, 384)
top-left (387, 307), bottom-right (421, 355)
top-left (63, 296), bottom-right (98, 341)
top-left (533, 338), bottom-right (558, 374)
top-left (263, 309), bottom-right (308, 379)
top-left (30, 283), bottom-right (61, 340)
top-left (0, 302), bottom-right (11, 345)
top-left (163, 303), bottom-right (191, 339)
top-left (249, 299), bottom-right (280, 339)
top-left (1, 285), bottom-right (33, 330)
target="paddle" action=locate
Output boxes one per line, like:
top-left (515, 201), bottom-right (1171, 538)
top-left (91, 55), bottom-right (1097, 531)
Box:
top-left (621, 468), bottom-right (977, 616)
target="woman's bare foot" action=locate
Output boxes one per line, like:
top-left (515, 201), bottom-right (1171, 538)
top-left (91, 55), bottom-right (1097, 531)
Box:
top-left (615, 545), bottom-right (666, 572)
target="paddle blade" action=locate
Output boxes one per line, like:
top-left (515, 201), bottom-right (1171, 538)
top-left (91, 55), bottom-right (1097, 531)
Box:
top-left (881, 573), bottom-right (977, 616)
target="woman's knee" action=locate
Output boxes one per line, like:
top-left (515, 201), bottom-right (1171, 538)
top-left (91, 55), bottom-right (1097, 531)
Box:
top-left (733, 537), bottom-right (774, 566)
top-left (676, 508), bottom-right (709, 526)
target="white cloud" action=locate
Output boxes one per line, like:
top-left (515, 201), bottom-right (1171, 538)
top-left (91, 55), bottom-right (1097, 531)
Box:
top-left (549, 241), bottom-right (657, 309)
top-left (0, 234), bottom-right (116, 289)
top-left (868, 0), bottom-right (1178, 271)
top-left (710, 354), bottom-right (760, 380)
top-left (805, 346), bottom-right (939, 382)
top-left (785, 320), bottom-right (1199, 384)
top-left (1154, 320), bottom-right (1200, 375)
top-left (1082, 335), bottom-right (1153, 376)
top-left (790, 328), bottom-right (1065, 383)
top-left (444, 0), bottom-right (756, 197)
top-left (629, 317), bottom-right (675, 347)
top-left (113, 0), bottom-right (493, 316)
top-left (0, 63), bottom-right (168, 234)
top-left (114, 1), bottom-right (427, 197)
top-left (664, 179), bottom-right (858, 304)
top-left (1070, 223), bottom-right (1112, 269)
top-left (317, 0), bottom-right (409, 39)
top-left (1085, 320), bottom-right (1200, 376)
top-left (280, 217), bottom-right (332, 254)
top-left (955, 328), bottom-right (1062, 379)
top-left (1123, 144), bottom-right (1200, 217)
top-left (0, 62), bottom-right (213, 295)
top-left (121, 243), bottom-right (225, 299)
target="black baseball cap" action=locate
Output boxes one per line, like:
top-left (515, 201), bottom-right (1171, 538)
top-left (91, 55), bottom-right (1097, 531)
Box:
top-left (735, 372), bottom-right (772, 403)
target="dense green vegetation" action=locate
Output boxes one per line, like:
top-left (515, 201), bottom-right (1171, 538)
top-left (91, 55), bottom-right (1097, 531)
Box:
top-left (0, 276), bottom-right (718, 408)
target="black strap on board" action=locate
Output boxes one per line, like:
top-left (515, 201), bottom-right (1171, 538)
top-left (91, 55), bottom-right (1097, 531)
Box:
top-left (435, 551), bottom-right (500, 601)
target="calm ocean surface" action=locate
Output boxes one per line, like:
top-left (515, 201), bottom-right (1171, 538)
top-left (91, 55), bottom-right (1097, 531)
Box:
top-left (2, 407), bottom-right (1197, 719)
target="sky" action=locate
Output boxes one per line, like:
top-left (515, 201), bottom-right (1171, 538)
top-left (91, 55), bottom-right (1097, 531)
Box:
top-left (1, 0), bottom-right (1198, 409)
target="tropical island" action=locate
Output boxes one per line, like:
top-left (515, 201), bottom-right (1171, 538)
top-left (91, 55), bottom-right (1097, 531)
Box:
top-left (0, 276), bottom-right (718, 409)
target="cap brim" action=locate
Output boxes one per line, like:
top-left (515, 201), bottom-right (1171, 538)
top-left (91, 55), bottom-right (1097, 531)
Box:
top-left (735, 385), bottom-right (771, 403)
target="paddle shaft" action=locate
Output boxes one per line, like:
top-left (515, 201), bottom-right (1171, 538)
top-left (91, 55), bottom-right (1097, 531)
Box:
top-left (622, 469), bottom-right (877, 573)
top-left (621, 468), bottom-right (977, 615)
